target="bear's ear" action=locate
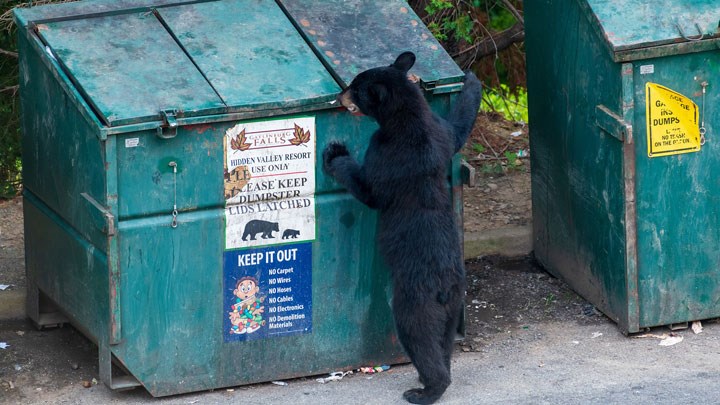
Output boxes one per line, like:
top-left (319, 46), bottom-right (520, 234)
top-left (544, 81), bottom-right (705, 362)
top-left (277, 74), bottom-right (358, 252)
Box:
top-left (392, 52), bottom-right (415, 73)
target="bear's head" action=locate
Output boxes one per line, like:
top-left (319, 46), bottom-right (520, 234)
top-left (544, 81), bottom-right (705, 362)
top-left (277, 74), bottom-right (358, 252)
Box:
top-left (337, 52), bottom-right (418, 121)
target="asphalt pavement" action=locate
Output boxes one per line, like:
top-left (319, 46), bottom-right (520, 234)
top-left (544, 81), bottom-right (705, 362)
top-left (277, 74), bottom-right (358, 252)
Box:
top-left (3, 205), bottom-right (720, 404)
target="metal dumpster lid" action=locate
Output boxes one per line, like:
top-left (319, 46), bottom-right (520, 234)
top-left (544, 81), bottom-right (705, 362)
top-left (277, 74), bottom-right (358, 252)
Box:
top-left (32, 0), bottom-right (340, 128)
top-left (582, 0), bottom-right (720, 55)
top-left (277, 0), bottom-right (464, 89)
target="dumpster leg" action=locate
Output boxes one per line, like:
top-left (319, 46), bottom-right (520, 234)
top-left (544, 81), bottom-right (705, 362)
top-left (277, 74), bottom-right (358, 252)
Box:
top-left (99, 342), bottom-right (141, 391)
top-left (26, 284), bottom-right (69, 330)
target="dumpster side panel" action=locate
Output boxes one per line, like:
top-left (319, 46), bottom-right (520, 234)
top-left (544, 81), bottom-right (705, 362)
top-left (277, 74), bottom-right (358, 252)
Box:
top-left (19, 27), bottom-right (112, 341)
top-left (18, 31), bottom-right (109, 251)
top-left (24, 193), bottom-right (110, 342)
top-left (632, 52), bottom-right (720, 328)
top-left (527, 0), bottom-right (629, 327)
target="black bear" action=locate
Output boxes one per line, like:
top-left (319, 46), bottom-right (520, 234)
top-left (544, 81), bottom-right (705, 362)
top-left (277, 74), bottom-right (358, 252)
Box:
top-left (241, 220), bottom-right (279, 241)
top-left (323, 52), bottom-right (481, 404)
top-left (282, 229), bottom-right (300, 239)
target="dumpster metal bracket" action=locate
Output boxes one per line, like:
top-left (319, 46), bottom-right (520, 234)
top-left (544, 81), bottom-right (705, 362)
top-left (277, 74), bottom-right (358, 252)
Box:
top-left (596, 104), bottom-right (632, 143)
top-left (99, 343), bottom-right (142, 391)
top-left (81, 192), bottom-right (116, 236)
top-left (460, 159), bottom-right (476, 188)
top-left (157, 109), bottom-right (180, 139)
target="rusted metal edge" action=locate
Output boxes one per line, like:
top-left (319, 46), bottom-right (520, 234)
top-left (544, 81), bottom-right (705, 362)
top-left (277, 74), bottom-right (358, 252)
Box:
top-left (98, 100), bottom-right (341, 137)
top-left (105, 137), bottom-right (122, 345)
top-left (14, 0), bottom-right (217, 27)
top-left (621, 62), bottom-right (640, 334)
top-left (613, 38), bottom-right (720, 63)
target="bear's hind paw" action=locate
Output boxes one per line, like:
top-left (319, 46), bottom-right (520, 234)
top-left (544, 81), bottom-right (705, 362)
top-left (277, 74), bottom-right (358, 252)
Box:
top-left (403, 388), bottom-right (444, 405)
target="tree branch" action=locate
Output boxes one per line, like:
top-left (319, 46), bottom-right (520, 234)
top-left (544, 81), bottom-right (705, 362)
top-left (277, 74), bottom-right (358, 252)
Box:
top-left (0, 48), bottom-right (17, 58)
top-left (453, 21), bottom-right (525, 61)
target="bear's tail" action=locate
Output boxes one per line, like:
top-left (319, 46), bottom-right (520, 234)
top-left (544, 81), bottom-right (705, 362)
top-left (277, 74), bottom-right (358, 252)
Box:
top-left (447, 72), bottom-right (482, 153)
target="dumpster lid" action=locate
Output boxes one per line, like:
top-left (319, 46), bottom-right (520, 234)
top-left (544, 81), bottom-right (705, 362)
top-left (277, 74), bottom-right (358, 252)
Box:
top-left (277, 0), bottom-right (464, 89)
top-left (583, 0), bottom-right (720, 53)
top-left (34, 0), bottom-right (341, 128)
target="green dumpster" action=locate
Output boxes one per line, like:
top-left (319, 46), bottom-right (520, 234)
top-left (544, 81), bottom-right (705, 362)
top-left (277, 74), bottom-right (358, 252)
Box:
top-left (16, 0), bottom-right (467, 396)
top-left (527, 0), bottom-right (720, 333)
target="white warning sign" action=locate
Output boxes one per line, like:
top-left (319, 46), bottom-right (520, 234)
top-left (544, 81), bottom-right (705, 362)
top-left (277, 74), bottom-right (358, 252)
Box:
top-left (223, 117), bottom-right (316, 249)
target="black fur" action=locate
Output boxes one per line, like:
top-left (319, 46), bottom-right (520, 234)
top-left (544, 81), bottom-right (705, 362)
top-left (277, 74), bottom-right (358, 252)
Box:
top-left (324, 52), bottom-right (481, 404)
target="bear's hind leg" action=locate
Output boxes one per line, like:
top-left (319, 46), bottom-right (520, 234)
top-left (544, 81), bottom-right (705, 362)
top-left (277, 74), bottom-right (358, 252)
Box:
top-left (441, 294), bottom-right (464, 377)
top-left (395, 310), bottom-right (451, 404)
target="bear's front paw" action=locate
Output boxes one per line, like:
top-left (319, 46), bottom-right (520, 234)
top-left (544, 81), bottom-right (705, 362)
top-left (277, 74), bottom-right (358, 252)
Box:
top-left (323, 142), bottom-right (349, 173)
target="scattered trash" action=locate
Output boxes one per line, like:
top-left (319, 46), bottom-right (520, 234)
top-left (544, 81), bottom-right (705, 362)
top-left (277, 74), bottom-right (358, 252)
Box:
top-left (14, 364), bottom-right (21, 371)
top-left (571, 340), bottom-right (580, 345)
top-left (591, 332), bottom-right (603, 339)
top-left (359, 365), bottom-right (390, 374)
top-left (659, 335), bottom-right (684, 346)
top-left (633, 332), bottom-right (684, 346)
top-left (0, 342), bottom-right (9, 349)
top-left (316, 371), bottom-right (352, 384)
top-left (226, 389), bottom-right (235, 392)
top-left (582, 304), bottom-right (598, 317)
top-left (81, 381), bottom-right (92, 388)
top-left (510, 131), bottom-right (523, 137)
top-left (91, 378), bottom-right (98, 385)
top-left (15, 331), bottom-right (24, 337)
top-left (516, 149), bottom-right (529, 158)
top-left (692, 321), bottom-right (703, 334)
top-left (0, 284), bottom-right (11, 291)
top-left (271, 381), bottom-right (288, 386)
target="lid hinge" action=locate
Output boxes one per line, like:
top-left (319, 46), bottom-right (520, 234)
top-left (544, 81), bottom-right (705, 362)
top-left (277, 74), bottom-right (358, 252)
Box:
top-left (157, 109), bottom-right (179, 139)
top-left (420, 80), bottom-right (465, 95)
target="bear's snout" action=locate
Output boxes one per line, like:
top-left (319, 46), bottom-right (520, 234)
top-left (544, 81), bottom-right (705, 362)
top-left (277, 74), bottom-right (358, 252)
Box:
top-left (337, 89), bottom-right (362, 115)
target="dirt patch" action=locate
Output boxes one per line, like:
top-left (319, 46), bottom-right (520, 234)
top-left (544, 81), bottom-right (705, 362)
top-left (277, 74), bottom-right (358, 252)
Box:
top-left (461, 112), bottom-right (531, 233)
top-left (0, 197), bottom-right (25, 289)
top-left (456, 113), bottom-right (602, 351)
top-left (460, 255), bottom-right (605, 352)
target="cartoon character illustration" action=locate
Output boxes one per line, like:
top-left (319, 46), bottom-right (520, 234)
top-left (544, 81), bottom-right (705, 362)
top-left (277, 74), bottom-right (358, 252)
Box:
top-left (282, 229), bottom-right (300, 239)
top-left (229, 276), bottom-right (266, 335)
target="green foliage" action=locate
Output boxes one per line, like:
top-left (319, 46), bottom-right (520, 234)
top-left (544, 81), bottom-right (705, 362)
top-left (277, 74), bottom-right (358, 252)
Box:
top-left (424, 0), bottom-right (453, 15)
top-left (0, 3), bottom-right (20, 199)
top-left (412, 0), bottom-right (526, 91)
top-left (472, 142), bottom-right (486, 154)
top-left (482, 84), bottom-right (528, 123)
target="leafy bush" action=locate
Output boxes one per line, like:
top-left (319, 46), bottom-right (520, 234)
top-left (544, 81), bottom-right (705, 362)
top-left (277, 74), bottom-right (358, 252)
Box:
top-left (482, 84), bottom-right (528, 123)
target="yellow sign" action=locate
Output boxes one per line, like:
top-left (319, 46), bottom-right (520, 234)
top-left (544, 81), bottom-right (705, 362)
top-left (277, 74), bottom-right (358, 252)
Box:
top-left (645, 83), bottom-right (700, 158)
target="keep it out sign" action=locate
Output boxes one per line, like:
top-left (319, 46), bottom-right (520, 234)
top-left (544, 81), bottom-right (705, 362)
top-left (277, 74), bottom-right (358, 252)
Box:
top-left (222, 116), bottom-right (316, 342)
top-left (645, 83), bottom-right (700, 158)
